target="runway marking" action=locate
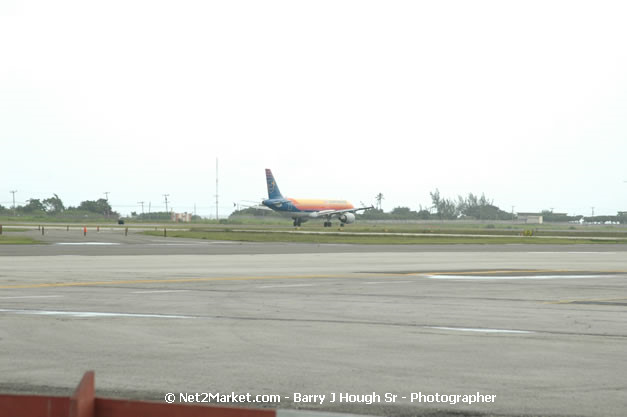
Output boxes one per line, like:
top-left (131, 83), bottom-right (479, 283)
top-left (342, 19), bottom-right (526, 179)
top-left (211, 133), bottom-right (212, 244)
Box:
top-left (131, 290), bottom-right (191, 294)
top-left (0, 295), bottom-right (63, 299)
top-left (0, 308), bottom-right (195, 319)
top-left (396, 269), bottom-right (627, 279)
top-left (258, 284), bottom-right (315, 289)
top-left (407, 269), bottom-right (627, 277)
top-left (2, 269), bottom-right (624, 290)
top-left (147, 240), bottom-right (240, 245)
top-left (547, 297), bottom-right (627, 305)
top-left (425, 274), bottom-right (613, 280)
top-left (0, 274), bottom-right (348, 289)
top-left (147, 243), bottom-right (209, 246)
top-left (525, 251), bottom-right (617, 254)
top-left (427, 326), bottom-right (534, 334)
top-left (363, 281), bottom-right (410, 285)
top-left (413, 269), bottom-right (572, 276)
top-left (55, 242), bottom-right (120, 245)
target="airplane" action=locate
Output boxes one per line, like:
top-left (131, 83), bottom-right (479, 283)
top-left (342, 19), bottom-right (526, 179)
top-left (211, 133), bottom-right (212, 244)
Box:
top-left (262, 169), bottom-right (373, 227)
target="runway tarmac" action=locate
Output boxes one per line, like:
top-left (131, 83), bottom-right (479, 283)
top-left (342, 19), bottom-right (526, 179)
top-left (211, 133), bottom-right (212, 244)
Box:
top-left (1, 229), bottom-right (626, 416)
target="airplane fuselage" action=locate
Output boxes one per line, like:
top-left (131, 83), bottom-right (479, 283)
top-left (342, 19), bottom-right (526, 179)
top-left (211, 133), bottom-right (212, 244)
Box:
top-left (262, 198), bottom-right (354, 217)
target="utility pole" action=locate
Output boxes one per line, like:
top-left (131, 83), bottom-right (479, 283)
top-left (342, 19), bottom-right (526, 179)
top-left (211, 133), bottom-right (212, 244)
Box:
top-left (103, 192), bottom-right (111, 217)
top-left (163, 194), bottom-right (170, 213)
top-left (375, 193), bottom-right (384, 211)
top-left (10, 190), bottom-right (17, 215)
top-left (215, 158), bottom-right (219, 220)
top-left (591, 207), bottom-right (595, 217)
top-left (138, 201), bottom-right (144, 215)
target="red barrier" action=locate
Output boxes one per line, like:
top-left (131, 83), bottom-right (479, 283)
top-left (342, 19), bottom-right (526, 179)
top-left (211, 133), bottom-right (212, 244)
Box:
top-left (0, 395), bottom-right (69, 417)
top-left (69, 371), bottom-right (94, 417)
top-left (0, 372), bottom-right (276, 417)
top-left (96, 398), bottom-right (275, 417)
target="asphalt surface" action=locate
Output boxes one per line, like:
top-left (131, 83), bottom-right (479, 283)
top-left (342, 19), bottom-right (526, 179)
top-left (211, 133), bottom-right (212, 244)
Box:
top-left (1, 229), bottom-right (626, 416)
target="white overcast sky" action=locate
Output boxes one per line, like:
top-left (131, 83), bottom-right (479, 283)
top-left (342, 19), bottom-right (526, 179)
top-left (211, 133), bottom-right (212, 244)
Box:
top-left (1, 1), bottom-right (626, 217)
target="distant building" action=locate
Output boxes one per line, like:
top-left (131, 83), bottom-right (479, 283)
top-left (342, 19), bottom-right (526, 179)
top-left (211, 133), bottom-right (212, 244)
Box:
top-left (171, 212), bottom-right (193, 223)
top-left (517, 212), bottom-right (543, 224)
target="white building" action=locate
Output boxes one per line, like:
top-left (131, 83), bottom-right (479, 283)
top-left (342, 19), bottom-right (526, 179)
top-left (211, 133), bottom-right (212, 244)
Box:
top-left (516, 212), bottom-right (543, 224)
top-left (171, 212), bottom-right (193, 223)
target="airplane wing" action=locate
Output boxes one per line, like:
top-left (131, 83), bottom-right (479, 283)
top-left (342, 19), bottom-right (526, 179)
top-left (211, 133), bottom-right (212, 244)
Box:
top-left (309, 206), bottom-right (374, 218)
top-left (238, 203), bottom-right (273, 211)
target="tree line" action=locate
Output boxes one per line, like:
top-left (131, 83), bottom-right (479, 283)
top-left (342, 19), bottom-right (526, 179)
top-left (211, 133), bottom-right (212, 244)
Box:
top-left (228, 189), bottom-right (627, 224)
top-left (359, 190), bottom-right (513, 221)
top-left (4, 191), bottom-right (625, 224)
top-left (361, 190), bottom-right (627, 223)
top-left (0, 194), bottom-right (119, 219)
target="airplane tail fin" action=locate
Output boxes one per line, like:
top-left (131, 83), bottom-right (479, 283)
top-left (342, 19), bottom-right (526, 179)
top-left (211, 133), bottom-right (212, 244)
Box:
top-left (265, 169), bottom-right (284, 199)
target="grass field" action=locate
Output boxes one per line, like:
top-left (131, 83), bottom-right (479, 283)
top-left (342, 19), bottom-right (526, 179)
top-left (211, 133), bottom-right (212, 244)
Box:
top-left (3, 219), bottom-right (627, 244)
top-left (177, 222), bottom-right (627, 239)
top-left (225, 224), bottom-right (627, 238)
top-left (143, 229), bottom-right (627, 245)
top-left (0, 235), bottom-right (41, 244)
top-left (0, 228), bottom-right (30, 232)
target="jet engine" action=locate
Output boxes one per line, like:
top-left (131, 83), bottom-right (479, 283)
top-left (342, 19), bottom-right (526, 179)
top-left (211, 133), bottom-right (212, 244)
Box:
top-left (338, 212), bottom-right (356, 224)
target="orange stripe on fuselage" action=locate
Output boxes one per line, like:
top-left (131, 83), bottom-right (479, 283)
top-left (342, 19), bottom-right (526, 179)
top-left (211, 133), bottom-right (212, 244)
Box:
top-left (288, 198), bottom-right (353, 212)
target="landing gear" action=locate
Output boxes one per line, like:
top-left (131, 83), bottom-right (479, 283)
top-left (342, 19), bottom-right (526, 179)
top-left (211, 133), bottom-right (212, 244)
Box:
top-left (293, 218), bottom-right (302, 227)
top-left (323, 221), bottom-right (332, 227)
